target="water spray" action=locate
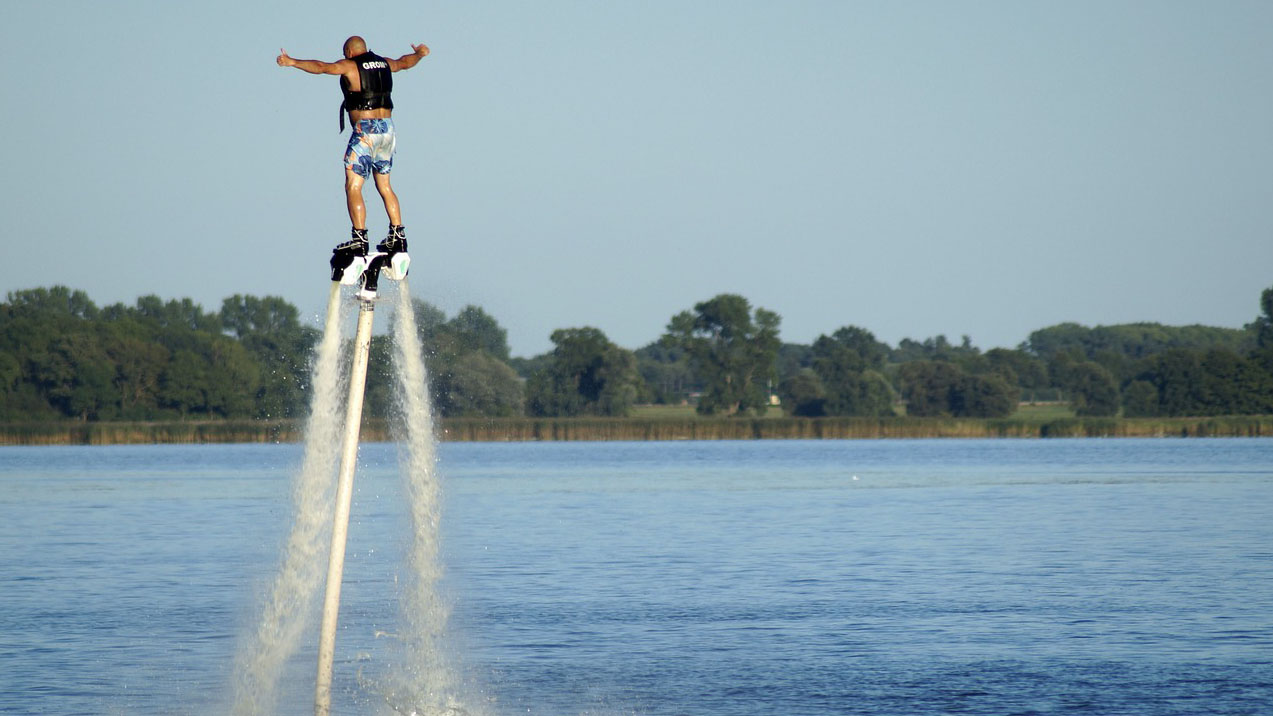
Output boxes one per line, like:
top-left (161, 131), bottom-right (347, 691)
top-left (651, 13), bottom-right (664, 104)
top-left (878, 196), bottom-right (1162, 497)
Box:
top-left (235, 245), bottom-right (464, 715)
top-left (232, 282), bottom-right (347, 716)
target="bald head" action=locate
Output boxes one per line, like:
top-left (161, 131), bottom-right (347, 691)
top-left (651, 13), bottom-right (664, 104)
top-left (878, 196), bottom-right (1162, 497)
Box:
top-left (342, 36), bottom-right (367, 58)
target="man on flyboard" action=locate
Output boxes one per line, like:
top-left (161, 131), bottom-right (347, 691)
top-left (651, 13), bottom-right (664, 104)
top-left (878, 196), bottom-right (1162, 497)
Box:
top-left (277, 36), bottom-right (429, 263)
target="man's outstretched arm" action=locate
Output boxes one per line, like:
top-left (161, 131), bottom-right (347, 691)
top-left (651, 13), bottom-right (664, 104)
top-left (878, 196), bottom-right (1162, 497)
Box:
top-left (277, 49), bottom-right (349, 75)
top-left (387, 44), bottom-right (430, 72)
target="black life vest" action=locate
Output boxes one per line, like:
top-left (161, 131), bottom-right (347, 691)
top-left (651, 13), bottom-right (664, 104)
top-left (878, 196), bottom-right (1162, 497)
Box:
top-left (339, 52), bottom-right (394, 131)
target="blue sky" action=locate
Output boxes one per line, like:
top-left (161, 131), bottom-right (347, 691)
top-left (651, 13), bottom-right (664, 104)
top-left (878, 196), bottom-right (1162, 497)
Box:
top-left (3, 1), bottom-right (1271, 357)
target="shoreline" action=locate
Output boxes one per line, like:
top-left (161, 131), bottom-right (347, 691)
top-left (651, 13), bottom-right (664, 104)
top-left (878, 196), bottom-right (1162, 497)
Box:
top-left (2, 415), bottom-right (1271, 445)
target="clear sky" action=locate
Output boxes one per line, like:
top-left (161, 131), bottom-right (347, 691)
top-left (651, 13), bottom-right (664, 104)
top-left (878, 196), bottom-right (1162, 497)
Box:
top-left (3, 1), bottom-right (1271, 357)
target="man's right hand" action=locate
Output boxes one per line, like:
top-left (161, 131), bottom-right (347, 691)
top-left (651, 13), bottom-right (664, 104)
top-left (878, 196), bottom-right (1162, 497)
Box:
top-left (277, 49), bottom-right (294, 67)
top-left (412, 43), bottom-right (430, 57)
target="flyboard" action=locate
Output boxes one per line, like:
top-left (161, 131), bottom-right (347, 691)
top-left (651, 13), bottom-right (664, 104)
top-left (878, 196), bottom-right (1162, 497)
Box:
top-left (330, 247), bottom-right (411, 296)
top-left (314, 243), bottom-right (410, 716)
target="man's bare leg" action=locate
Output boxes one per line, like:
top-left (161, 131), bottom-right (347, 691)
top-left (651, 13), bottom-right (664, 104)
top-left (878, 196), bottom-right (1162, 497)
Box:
top-left (346, 169), bottom-right (367, 230)
top-left (331, 168), bottom-right (371, 257)
top-left (373, 172), bottom-right (402, 226)
top-left (373, 172), bottom-right (407, 253)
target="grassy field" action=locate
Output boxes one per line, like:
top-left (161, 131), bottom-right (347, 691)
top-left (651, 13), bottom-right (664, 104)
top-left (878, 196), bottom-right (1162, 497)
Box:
top-left (1013, 403), bottom-right (1077, 421)
top-left (632, 404), bottom-right (792, 419)
top-left (631, 404), bottom-right (699, 419)
top-left (632, 402), bottom-right (1077, 421)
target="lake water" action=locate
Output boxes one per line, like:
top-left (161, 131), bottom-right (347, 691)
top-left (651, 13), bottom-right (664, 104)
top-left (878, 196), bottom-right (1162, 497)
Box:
top-left (1, 438), bottom-right (1271, 715)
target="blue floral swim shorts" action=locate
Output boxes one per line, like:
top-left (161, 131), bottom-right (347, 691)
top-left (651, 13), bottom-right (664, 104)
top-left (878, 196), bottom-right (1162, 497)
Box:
top-left (344, 118), bottom-right (396, 177)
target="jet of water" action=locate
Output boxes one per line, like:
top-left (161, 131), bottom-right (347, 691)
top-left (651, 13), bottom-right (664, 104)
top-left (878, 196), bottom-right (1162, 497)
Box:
top-left (232, 283), bottom-right (349, 715)
top-left (386, 279), bottom-right (467, 715)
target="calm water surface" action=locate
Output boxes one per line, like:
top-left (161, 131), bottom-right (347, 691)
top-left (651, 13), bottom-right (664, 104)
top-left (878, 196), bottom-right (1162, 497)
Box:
top-left (1, 439), bottom-right (1270, 715)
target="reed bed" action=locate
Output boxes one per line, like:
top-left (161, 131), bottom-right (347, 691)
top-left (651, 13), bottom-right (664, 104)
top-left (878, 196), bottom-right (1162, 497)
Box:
top-left (2, 415), bottom-right (1270, 445)
top-left (436, 416), bottom-right (1273, 441)
top-left (0, 420), bottom-right (302, 446)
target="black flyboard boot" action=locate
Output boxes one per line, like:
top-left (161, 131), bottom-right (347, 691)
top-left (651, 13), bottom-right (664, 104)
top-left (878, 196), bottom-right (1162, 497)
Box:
top-left (372, 224), bottom-right (410, 282)
top-left (330, 228), bottom-right (369, 281)
top-left (377, 225), bottom-right (407, 257)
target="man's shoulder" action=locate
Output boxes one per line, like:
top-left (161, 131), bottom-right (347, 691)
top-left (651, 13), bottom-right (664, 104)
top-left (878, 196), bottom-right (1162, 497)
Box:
top-left (331, 57), bottom-right (359, 76)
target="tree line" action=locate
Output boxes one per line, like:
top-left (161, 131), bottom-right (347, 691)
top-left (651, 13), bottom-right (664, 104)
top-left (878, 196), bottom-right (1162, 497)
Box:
top-left (0, 288), bottom-right (317, 422)
top-left (3, 285), bottom-right (1272, 422)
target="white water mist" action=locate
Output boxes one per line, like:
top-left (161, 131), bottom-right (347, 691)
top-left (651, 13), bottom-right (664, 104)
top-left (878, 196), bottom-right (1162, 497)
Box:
top-left (232, 283), bottom-right (348, 715)
top-left (385, 279), bottom-right (467, 715)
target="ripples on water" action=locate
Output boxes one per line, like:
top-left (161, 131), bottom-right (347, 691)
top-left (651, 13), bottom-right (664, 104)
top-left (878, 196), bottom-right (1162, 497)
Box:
top-left (0, 439), bottom-right (1270, 714)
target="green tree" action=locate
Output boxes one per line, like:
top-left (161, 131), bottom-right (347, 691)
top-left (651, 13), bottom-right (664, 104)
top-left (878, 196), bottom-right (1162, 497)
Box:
top-left (635, 341), bottom-right (697, 405)
top-left (813, 334), bottom-right (864, 382)
top-left (1063, 361), bottom-right (1119, 417)
top-left (1138, 349), bottom-right (1205, 417)
top-left (1245, 286), bottom-right (1273, 390)
top-left (899, 360), bottom-right (1016, 418)
top-left (202, 337), bottom-right (261, 416)
top-left (827, 326), bottom-right (889, 371)
top-left (404, 299), bottom-right (525, 418)
top-left (160, 349), bottom-right (209, 417)
top-left (220, 295), bottom-right (319, 418)
top-left (1, 287), bottom-right (268, 421)
top-left (5, 286), bottom-right (99, 320)
top-left (777, 369), bottom-right (827, 417)
top-left (361, 335), bottom-right (397, 419)
top-left (891, 334), bottom-right (980, 365)
top-left (1122, 380), bottom-right (1159, 417)
top-left (1045, 349), bottom-right (1085, 398)
top-left (1028, 321), bottom-right (1254, 361)
top-left (898, 361), bottom-right (962, 417)
top-left (135, 295), bottom-right (223, 333)
top-left (665, 294), bottom-right (781, 415)
top-left (1245, 286), bottom-right (1273, 349)
top-left (1025, 322), bottom-right (1091, 359)
top-left (434, 351), bottom-right (524, 417)
top-left (1134, 347), bottom-right (1273, 417)
top-left (104, 334), bottom-right (169, 419)
top-left (446, 305), bottom-right (511, 361)
top-left (776, 343), bottom-right (814, 383)
top-left (525, 327), bottom-right (639, 417)
top-left (2, 288), bottom-right (118, 420)
top-left (156, 336), bottom-right (259, 419)
top-left (508, 353), bottom-right (551, 381)
top-left (1091, 348), bottom-right (1134, 385)
top-left (810, 330), bottom-right (894, 416)
top-left (1198, 348), bottom-right (1273, 415)
top-left (412, 300), bottom-right (448, 346)
top-left (51, 334), bottom-right (115, 420)
top-left (0, 351), bottom-right (19, 396)
top-left (985, 347), bottom-right (1050, 400)
top-left (951, 373), bottom-right (1018, 418)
